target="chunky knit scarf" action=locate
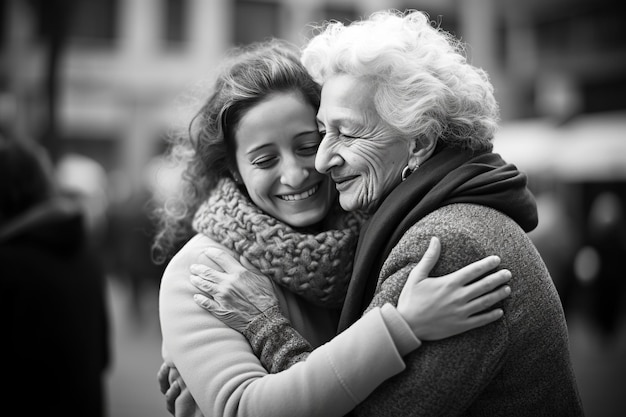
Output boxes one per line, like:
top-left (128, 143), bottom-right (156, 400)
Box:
top-left (193, 178), bottom-right (365, 308)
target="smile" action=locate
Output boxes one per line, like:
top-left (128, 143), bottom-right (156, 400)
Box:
top-left (333, 173), bottom-right (358, 183)
top-left (333, 175), bottom-right (358, 187)
top-left (278, 184), bottom-right (319, 201)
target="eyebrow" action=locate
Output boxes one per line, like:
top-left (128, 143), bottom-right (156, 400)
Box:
top-left (246, 143), bottom-right (274, 156)
top-left (295, 129), bottom-right (319, 137)
top-left (245, 129), bottom-right (319, 155)
top-left (317, 108), bottom-right (362, 128)
top-left (317, 116), bottom-right (360, 130)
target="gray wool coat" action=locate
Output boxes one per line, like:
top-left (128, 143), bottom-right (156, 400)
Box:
top-left (351, 203), bottom-right (584, 416)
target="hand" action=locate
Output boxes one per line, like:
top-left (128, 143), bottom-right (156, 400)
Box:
top-left (397, 237), bottom-right (511, 340)
top-left (190, 247), bottom-right (279, 332)
top-left (157, 362), bottom-right (203, 417)
top-left (157, 361), bottom-right (181, 415)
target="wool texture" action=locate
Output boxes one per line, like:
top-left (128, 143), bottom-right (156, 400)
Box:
top-left (243, 305), bottom-right (313, 373)
top-left (193, 178), bottom-right (365, 308)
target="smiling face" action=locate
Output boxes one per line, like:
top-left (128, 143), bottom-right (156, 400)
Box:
top-left (315, 74), bottom-right (411, 213)
top-left (234, 91), bottom-right (335, 228)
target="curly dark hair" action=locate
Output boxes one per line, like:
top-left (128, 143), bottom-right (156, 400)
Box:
top-left (151, 39), bottom-right (321, 264)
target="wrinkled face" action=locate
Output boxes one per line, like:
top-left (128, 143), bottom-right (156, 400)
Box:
top-left (315, 74), bottom-right (411, 213)
top-left (234, 92), bottom-right (335, 227)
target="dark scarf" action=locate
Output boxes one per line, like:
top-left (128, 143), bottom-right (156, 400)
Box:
top-left (193, 178), bottom-right (365, 308)
top-left (338, 144), bottom-right (538, 331)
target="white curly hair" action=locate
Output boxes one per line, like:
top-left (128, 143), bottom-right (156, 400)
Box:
top-left (302, 9), bottom-right (499, 151)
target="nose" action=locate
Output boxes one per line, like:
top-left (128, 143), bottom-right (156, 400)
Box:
top-left (280, 157), bottom-right (310, 187)
top-left (315, 136), bottom-right (343, 174)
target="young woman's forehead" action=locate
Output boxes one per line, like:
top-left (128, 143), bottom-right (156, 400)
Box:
top-left (235, 93), bottom-right (318, 153)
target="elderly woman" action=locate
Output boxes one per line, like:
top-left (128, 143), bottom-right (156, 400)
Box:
top-left (188, 9), bottom-right (584, 416)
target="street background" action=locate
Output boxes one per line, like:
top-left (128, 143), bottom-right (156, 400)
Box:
top-left (2, 0), bottom-right (624, 416)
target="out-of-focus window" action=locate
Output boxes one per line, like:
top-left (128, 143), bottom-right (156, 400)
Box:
top-left (319, 4), bottom-right (359, 25)
top-left (535, 2), bottom-right (625, 55)
top-left (61, 134), bottom-right (117, 172)
top-left (0, 1), bottom-right (6, 47)
top-left (534, 1), bottom-right (626, 113)
top-left (233, 0), bottom-right (281, 46)
top-left (67, 0), bottom-right (118, 46)
top-left (164, 0), bottom-right (187, 44)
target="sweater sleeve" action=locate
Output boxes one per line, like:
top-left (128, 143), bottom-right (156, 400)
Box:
top-left (242, 305), bottom-right (313, 373)
top-left (242, 303), bottom-right (420, 374)
top-left (159, 235), bottom-right (420, 417)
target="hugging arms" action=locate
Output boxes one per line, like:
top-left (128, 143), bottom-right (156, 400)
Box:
top-left (156, 9), bottom-right (581, 416)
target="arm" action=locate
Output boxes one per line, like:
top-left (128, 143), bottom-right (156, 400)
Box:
top-left (190, 237), bottom-right (509, 370)
top-left (160, 234), bottom-right (422, 417)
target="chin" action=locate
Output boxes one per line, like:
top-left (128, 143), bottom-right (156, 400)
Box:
top-left (288, 212), bottom-right (327, 228)
top-left (338, 196), bottom-right (358, 213)
top-left (339, 193), bottom-right (375, 213)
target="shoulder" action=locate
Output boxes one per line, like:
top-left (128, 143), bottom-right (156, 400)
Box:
top-left (420, 203), bottom-right (518, 232)
top-left (159, 234), bottom-right (222, 319)
top-left (405, 203), bottom-right (524, 245)
top-left (162, 234), bottom-right (231, 281)
top-left (386, 203), bottom-right (530, 275)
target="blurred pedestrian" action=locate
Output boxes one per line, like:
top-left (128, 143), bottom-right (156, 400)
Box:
top-left (0, 132), bottom-right (110, 417)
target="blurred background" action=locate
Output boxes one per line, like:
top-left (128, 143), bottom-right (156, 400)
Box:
top-left (1, 0), bottom-right (624, 416)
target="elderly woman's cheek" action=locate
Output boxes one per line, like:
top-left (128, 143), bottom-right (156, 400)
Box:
top-left (354, 150), bottom-right (389, 209)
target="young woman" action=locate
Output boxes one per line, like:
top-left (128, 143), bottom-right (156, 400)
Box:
top-left (155, 39), bottom-right (511, 417)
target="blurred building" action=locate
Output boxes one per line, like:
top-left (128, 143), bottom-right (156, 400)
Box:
top-left (2, 2), bottom-right (625, 415)
top-left (1, 0), bottom-right (623, 175)
top-left (0, 0), bottom-right (621, 157)
top-left (1, 0), bottom-right (625, 311)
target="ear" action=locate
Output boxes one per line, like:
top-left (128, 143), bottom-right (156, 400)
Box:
top-left (408, 136), bottom-right (437, 170)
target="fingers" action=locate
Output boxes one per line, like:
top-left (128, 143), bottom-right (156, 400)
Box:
top-left (168, 366), bottom-right (181, 384)
top-left (190, 262), bottom-right (224, 282)
top-left (458, 308), bottom-right (505, 332)
top-left (193, 293), bottom-right (221, 312)
top-left (165, 380), bottom-right (181, 415)
top-left (452, 255), bottom-right (502, 286)
top-left (157, 362), bottom-right (170, 395)
top-left (201, 247), bottom-right (246, 274)
top-left (407, 237), bottom-right (441, 284)
top-left (463, 283), bottom-right (511, 317)
top-left (189, 266), bottom-right (221, 294)
top-left (463, 269), bottom-right (512, 301)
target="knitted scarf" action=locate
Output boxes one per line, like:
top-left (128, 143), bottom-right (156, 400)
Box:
top-left (338, 144), bottom-right (539, 330)
top-left (193, 178), bottom-right (365, 308)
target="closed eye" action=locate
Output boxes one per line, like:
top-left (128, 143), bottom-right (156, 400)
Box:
top-left (341, 133), bottom-right (358, 139)
top-left (298, 143), bottom-right (320, 156)
top-left (252, 156), bottom-right (278, 169)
